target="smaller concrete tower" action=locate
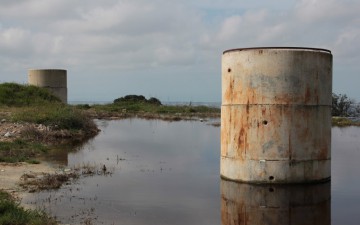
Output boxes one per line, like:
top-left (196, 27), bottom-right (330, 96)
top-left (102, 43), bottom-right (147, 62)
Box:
top-left (28, 69), bottom-right (67, 103)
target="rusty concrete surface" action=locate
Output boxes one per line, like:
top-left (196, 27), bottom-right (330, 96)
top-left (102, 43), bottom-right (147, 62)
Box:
top-left (221, 48), bottom-right (332, 183)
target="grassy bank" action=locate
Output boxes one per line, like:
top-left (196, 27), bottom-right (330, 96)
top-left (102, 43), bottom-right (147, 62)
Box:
top-left (90, 103), bottom-right (220, 119)
top-left (76, 95), bottom-right (220, 120)
top-left (12, 104), bottom-right (98, 134)
top-left (0, 190), bottom-right (57, 225)
top-left (0, 83), bottom-right (99, 142)
top-left (0, 139), bottom-right (47, 163)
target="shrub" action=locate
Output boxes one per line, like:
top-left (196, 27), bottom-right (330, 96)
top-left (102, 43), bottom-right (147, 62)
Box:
top-left (114, 95), bottom-right (146, 104)
top-left (113, 95), bottom-right (162, 105)
top-left (332, 93), bottom-right (354, 117)
top-left (148, 97), bottom-right (162, 105)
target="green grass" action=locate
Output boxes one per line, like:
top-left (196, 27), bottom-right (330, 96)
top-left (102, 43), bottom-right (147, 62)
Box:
top-left (0, 190), bottom-right (57, 225)
top-left (91, 101), bottom-right (220, 115)
top-left (332, 117), bottom-right (360, 127)
top-left (11, 104), bottom-right (97, 131)
top-left (0, 139), bottom-right (48, 163)
top-left (0, 83), bottom-right (61, 107)
top-left (85, 95), bottom-right (220, 117)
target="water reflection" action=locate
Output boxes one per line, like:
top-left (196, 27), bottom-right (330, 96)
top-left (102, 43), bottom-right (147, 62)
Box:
top-left (22, 121), bottom-right (360, 224)
top-left (24, 119), bottom-right (221, 225)
top-left (221, 179), bottom-right (330, 225)
top-left (44, 138), bottom-right (97, 165)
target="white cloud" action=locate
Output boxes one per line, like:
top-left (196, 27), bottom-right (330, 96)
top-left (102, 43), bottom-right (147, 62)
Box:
top-left (0, 28), bottom-right (29, 49)
top-left (217, 15), bottom-right (242, 41)
top-left (295, 0), bottom-right (359, 24)
top-left (0, 0), bottom-right (359, 101)
top-left (333, 28), bottom-right (360, 63)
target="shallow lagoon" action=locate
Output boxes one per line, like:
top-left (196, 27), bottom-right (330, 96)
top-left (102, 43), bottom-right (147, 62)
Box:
top-left (23, 119), bottom-right (360, 224)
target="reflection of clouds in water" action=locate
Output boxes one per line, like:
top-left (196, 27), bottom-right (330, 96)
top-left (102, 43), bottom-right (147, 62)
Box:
top-left (70, 119), bottom-right (220, 175)
top-left (331, 127), bottom-right (360, 186)
top-left (332, 126), bottom-right (360, 140)
top-left (331, 126), bottom-right (360, 224)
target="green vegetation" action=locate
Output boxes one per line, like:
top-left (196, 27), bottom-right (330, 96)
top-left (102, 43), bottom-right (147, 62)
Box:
top-left (332, 93), bottom-right (353, 117)
top-left (82, 95), bottom-right (220, 120)
top-left (332, 117), bottom-right (360, 127)
top-left (0, 82), bottom-right (99, 137)
top-left (114, 95), bottom-right (162, 106)
top-left (93, 102), bottom-right (219, 114)
top-left (0, 83), bottom-right (61, 106)
top-left (331, 93), bottom-right (360, 126)
top-left (0, 190), bottom-right (57, 225)
top-left (12, 105), bottom-right (97, 131)
top-left (0, 139), bottom-right (48, 163)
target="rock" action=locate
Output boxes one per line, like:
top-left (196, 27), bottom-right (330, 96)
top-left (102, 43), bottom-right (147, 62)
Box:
top-left (4, 132), bottom-right (12, 137)
top-left (1, 119), bottom-right (6, 123)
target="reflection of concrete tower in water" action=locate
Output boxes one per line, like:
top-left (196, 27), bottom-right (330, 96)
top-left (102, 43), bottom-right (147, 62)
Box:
top-left (221, 179), bottom-right (330, 225)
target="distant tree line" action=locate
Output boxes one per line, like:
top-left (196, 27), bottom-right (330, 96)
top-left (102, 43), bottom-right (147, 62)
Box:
top-left (332, 93), bottom-right (360, 117)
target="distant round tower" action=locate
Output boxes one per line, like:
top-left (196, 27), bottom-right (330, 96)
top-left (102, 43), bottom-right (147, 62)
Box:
top-left (28, 69), bottom-right (67, 103)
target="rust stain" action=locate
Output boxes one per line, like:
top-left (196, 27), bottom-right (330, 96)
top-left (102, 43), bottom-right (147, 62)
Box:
top-left (288, 133), bottom-right (292, 160)
top-left (246, 100), bottom-right (250, 115)
top-left (316, 95), bottom-right (319, 104)
top-left (313, 88), bottom-right (320, 104)
top-left (319, 146), bottom-right (328, 160)
top-left (261, 107), bottom-right (266, 116)
top-left (224, 78), bottom-right (235, 103)
top-left (238, 127), bottom-right (246, 157)
top-left (318, 139), bottom-right (329, 159)
top-left (299, 127), bottom-right (310, 141)
top-left (221, 129), bottom-right (228, 156)
top-left (244, 132), bottom-right (248, 157)
top-left (305, 87), bottom-right (311, 103)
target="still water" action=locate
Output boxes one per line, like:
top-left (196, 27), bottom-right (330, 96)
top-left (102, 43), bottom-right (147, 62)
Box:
top-left (23, 120), bottom-right (360, 225)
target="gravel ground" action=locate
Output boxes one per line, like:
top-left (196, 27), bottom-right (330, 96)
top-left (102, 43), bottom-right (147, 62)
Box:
top-left (0, 120), bottom-right (51, 142)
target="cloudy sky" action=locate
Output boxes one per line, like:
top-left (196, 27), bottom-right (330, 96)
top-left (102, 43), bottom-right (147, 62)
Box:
top-left (0, 0), bottom-right (359, 102)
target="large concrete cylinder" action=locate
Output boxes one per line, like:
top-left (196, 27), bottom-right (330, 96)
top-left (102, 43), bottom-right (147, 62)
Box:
top-left (221, 179), bottom-right (330, 225)
top-left (221, 47), bottom-right (332, 183)
top-left (28, 69), bottom-right (67, 103)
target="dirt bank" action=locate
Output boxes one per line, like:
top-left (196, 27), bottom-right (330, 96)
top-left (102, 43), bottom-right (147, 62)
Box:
top-left (0, 162), bottom-right (58, 197)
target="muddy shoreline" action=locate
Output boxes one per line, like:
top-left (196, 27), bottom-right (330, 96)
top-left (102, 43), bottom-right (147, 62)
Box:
top-left (0, 162), bottom-right (58, 199)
